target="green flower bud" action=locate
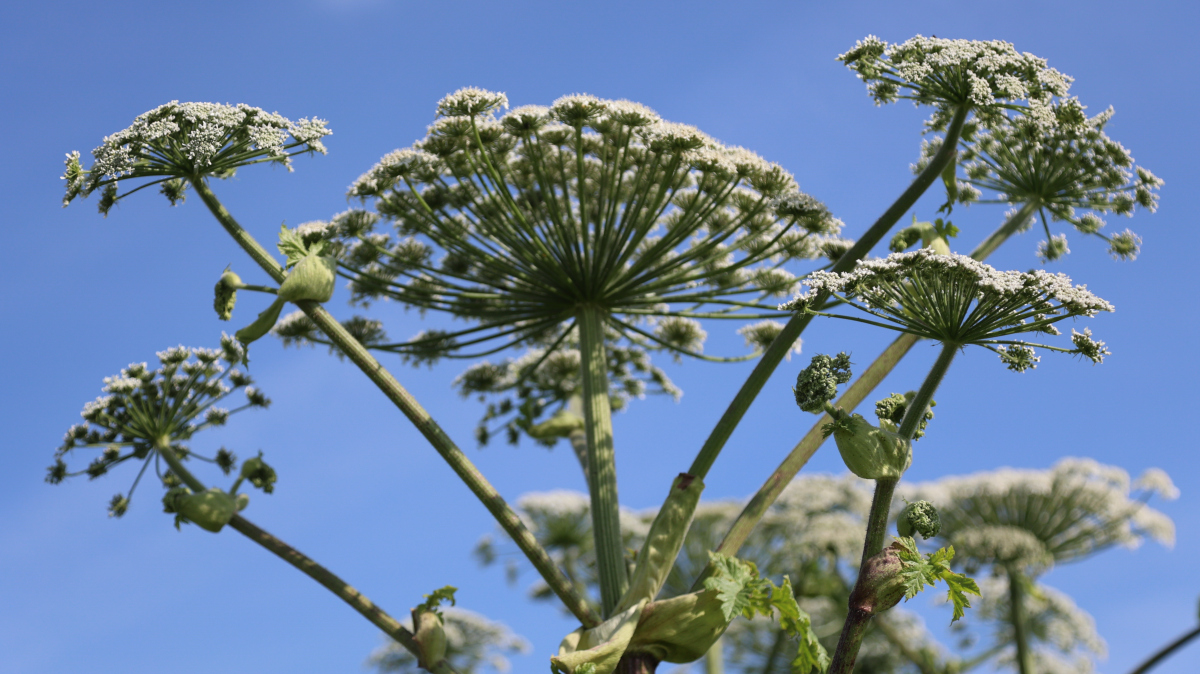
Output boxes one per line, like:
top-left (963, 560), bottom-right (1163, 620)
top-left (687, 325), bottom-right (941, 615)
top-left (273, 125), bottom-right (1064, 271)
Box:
top-left (176, 487), bottom-right (238, 533)
top-left (412, 606), bottom-right (447, 671)
top-left (824, 412), bottom-right (911, 480)
top-left (278, 255), bottom-right (337, 304)
top-left (874, 391), bottom-right (935, 439)
top-left (794, 352), bottom-right (852, 413)
top-left (240, 451), bottom-right (277, 494)
top-left (848, 544), bottom-right (906, 616)
top-left (526, 409), bottom-right (585, 440)
top-left (162, 486), bottom-right (191, 514)
top-left (214, 270), bottom-right (243, 321)
top-left (897, 500), bottom-right (940, 539)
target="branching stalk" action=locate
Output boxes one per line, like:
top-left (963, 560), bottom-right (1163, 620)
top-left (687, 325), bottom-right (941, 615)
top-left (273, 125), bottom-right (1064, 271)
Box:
top-left (190, 178), bottom-right (600, 628)
top-left (153, 442), bottom-right (457, 673)
top-left (685, 103), bottom-right (969, 480)
top-left (828, 342), bottom-right (958, 674)
top-left (698, 202), bottom-right (1038, 585)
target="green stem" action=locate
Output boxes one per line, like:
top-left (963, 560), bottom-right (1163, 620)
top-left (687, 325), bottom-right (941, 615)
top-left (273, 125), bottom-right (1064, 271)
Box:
top-left (685, 103), bottom-right (970, 480)
top-left (1007, 567), bottom-right (1033, 674)
top-left (190, 178), bottom-right (600, 628)
top-left (153, 444), bottom-right (457, 673)
top-left (704, 333), bottom-right (918, 579)
top-left (578, 304), bottom-right (627, 616)
top-left (830, 341), bottom-right (957, 673)
top-left (1127, 625), bottom-right (1200, 674)
top-left (705, 636), bottom-right (726, 674)
top-left (827, 607), bottom-right (873, 674)
top-left (860, 478), bottom-right (899, 566)
top-left (700, 202), bottom-right (1038, 579)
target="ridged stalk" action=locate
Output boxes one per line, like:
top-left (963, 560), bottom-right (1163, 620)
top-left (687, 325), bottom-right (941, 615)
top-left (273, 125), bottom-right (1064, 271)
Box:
top-left (1008, 568), bottom-right (1033, 674)
top-left (153, 442), bottom-right (457, 673)
top-left (699, 201), bottom-right (1038, 585)
top-left (190, 178), bottom-right (600, 628)
top-left (685, 103), bottom-right (970, 480)
top-left (577, 304), bottom-right (627, 616)
top-left (828, 342), bottom-right (958, 674)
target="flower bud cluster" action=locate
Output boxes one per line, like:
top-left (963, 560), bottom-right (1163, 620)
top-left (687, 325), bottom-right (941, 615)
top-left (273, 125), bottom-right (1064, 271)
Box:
top-left (47, 335), bottom-right (273, 521)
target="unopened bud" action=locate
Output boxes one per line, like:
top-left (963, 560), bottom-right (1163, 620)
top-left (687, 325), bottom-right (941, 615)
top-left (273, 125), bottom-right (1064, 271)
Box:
top-left (412, 607), bottom-right (447, 670)
top-left (897, 500), bottom-right (940, 539)
top-left (214, 270), bottom-right (243, 321)
top-left (527, 409), bottom-right (584, 440)
top-left (240, 452), bottom-right (277, 494)
top-left (825, 412), bottom-right (911, 480)
top-left (176, 487), bottom-right (238, 533)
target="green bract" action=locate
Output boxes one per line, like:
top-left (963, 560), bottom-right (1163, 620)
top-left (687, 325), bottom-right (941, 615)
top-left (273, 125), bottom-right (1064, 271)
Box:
top-left (823, 411), bottom-right (912, 481)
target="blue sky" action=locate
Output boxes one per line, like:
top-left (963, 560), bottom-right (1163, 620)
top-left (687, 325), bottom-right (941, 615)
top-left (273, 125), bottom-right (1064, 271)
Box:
top-left (2, 1), bottom-right (1197, 673)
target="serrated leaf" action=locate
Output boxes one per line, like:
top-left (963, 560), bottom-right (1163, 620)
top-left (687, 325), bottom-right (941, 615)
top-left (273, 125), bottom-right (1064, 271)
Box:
top-left (418, 585), bottom-right (458, 620)
top-left (942, 572), bottom-right (980, 622)
top-left (277, 223), bottom-right (310, 268)
top-left (703, 553), bottom-right (758, 621)
top-left (774, 578), bottom-right (830, 674)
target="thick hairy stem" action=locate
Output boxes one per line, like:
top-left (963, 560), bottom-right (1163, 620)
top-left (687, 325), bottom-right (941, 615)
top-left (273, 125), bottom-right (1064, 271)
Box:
top-left (1127, 625), bottom-right (1200, 674)
top-left (190, 179), bottom-right (599, 628)
top-left (154, 444), bottom-right (456, 673)
top-left (578, 304), bottom-right (627, 616)
top-left (615, 653), bottom-right (659, 674)
top-left (831, 341), bottom-right (958, 672)
top-left (827, 608), bottom-right (873, 674)
top-left (685, 103), bottom-right (969, 480)
top-left (568, 395), bottom-right (590, 483)
top-left (701, 202), bottom-right (1037, 582)
top-left (1008, 568), bottom-right (1033, 674)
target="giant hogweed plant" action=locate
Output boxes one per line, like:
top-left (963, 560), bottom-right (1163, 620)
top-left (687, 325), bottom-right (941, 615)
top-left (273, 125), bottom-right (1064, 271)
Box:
top-left (50, 35), bottom-right (1168, 674)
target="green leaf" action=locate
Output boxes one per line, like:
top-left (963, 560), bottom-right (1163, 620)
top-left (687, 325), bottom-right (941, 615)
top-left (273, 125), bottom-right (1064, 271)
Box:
top-left (942, 572), bottom-right (981, 622)
top-left (418, 585), bottom-right (458, 621)
top-left (893, 540), bottom-right (980, 623)
top-left (775, 578), bottom-right (830, 674)
top-left (703, 553), bottom-right (763, 621)
top-left (277, 223), bottom-right (309, 268)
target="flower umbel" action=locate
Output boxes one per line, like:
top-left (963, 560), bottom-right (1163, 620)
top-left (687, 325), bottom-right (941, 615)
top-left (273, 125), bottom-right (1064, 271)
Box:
top-left (46, 334), bottom-right (272, 521)
top-left (838, 35), bottom-right (1073, 130)
top-left (781, 249), bottom-right (1113, 367)
top-left (62, 101), bottom-right (331, 215)
top-left (335, 88), bottom-right (840, 371)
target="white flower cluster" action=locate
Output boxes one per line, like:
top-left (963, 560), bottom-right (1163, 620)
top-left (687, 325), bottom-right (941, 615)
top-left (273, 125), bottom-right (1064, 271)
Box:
top-left (838, 35), bottom-right (1072, 125)
top-left (89, 101), bottom-right (329, 179)
top-left (736, 319), bottom-right (803, 359)
top-left (904, 458), bottom-right (1176, 566)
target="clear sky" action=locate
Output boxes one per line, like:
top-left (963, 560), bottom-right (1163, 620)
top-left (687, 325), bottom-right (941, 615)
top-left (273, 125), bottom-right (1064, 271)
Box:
top-left (3, 1), bottom-right (1196, 673)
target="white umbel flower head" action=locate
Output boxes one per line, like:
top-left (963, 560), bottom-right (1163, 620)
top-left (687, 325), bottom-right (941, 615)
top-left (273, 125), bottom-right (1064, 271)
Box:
top-left (781, 249), bottom-right (1113, 368)
top-left (62, 102), bottom-right (330, 215)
